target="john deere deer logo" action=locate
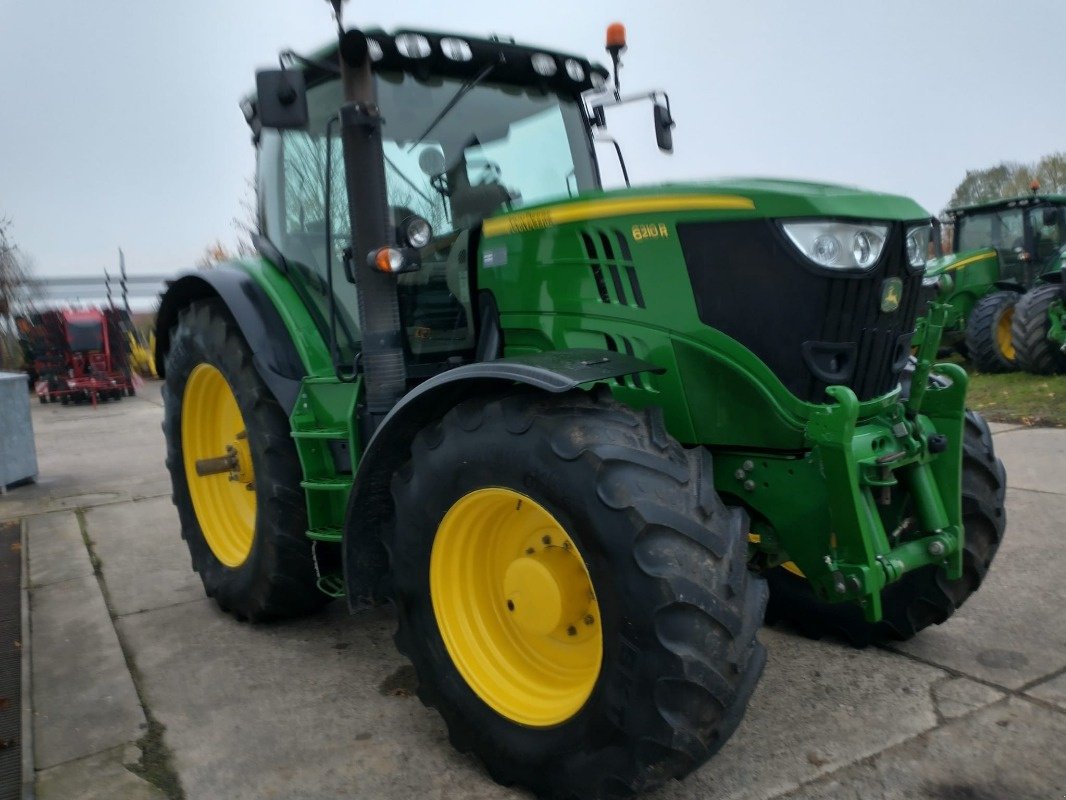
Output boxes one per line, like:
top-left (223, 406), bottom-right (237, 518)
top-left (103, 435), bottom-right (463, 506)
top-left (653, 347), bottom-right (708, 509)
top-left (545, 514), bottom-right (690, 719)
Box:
top-left (881, 278), bottom-right (903, 313)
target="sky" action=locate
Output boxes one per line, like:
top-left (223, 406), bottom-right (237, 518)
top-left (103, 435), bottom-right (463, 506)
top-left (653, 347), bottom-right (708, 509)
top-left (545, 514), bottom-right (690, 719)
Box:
top-left (1, 0), bottom-right (1064, 280)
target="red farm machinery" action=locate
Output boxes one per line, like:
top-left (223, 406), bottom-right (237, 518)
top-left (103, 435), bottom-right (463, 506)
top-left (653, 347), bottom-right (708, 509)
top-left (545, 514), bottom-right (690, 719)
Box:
top-left (20, 308), bottom-right (137, 406)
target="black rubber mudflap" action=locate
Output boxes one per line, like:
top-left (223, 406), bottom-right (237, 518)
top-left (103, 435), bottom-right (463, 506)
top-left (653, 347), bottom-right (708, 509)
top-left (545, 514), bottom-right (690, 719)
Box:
top-left (0, 520), bottom-right (22, 800)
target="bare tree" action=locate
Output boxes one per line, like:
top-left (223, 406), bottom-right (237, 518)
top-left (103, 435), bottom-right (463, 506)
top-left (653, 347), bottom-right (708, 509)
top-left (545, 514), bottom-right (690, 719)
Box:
top-left (232, 174), bottom-right (259, 257)
top-left (0, 217), bottom-right (38, 371)
top-left (948, 152), bottom-right (1066, 208)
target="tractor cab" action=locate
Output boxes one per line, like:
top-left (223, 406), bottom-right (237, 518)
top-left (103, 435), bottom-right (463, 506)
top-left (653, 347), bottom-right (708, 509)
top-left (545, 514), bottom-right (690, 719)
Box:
top-left (948, 194), bottom-right (1066, 284)
top-left (253, 31), bottom-right (608, 375)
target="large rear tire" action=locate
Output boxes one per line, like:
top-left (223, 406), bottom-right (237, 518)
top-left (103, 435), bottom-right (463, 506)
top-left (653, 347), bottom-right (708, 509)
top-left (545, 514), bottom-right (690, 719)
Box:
top-left (162, 299), bottom-right (327, 622)
top-left (1012, 283), bottom-right (1066, 374)
top-left (388, 389), bottom-right (767, 799)
top-left (765, 410), bottom-right (1006, 647)
top-left (965, 290), bottom-right (1020, 373)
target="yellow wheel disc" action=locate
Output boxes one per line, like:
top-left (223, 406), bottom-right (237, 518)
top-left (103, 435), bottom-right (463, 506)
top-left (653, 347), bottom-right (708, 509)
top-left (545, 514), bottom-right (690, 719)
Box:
top-left (996, 306), bottom-right (1016, 361)
top-left (181, 364), bottom-right (256, 568)
top-left (430, 488), bottom-right (603, 727)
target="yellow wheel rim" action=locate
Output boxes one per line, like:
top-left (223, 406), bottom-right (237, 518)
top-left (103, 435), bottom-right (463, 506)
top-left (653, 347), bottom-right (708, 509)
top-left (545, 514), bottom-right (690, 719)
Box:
top-left (997, 306), bottom-right (1016, 361)
top-left (430, 488), bottom-right (602, 727)
top-left (181, 364), bottom-right (256, 568)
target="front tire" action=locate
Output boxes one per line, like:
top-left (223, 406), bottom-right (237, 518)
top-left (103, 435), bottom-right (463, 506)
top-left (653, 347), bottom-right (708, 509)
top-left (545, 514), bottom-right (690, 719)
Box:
top-left (965, 290), bottom-right (1020, 373)
top-left (1012, 283), bottom-right (1066, 374)
top-left (388, 390), bottom-right (767, 799)
top-left (765, 410), bottom-right (1006, 646)
top-left (162, 299), bottom-right (327, 621)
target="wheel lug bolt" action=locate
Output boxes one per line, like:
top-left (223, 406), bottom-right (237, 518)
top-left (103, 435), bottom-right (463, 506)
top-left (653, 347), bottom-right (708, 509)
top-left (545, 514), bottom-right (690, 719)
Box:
top-left (525, 547), bottom-right (535, 555)
top-left (583, 614), bottom-right (594, 626)
top-left (566, 625), bottom-right (577, 636)
top-left (542, 535), bottom-right (552, 545)
top-left (506, 600), bottom-right (515, 611)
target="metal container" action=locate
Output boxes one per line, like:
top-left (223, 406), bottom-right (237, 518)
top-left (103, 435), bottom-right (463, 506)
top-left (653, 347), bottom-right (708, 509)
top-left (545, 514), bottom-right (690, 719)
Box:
top-left (0, 372), bottom-right (38, 490)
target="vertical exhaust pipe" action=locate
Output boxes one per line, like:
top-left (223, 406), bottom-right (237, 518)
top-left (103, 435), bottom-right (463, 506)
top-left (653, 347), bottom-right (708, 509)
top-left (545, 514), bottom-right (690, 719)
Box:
top-left (334, 20), bottom-right (407, 432)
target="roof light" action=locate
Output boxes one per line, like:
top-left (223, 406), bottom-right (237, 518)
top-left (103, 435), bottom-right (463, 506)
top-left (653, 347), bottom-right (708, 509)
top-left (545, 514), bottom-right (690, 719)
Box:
top-left (366, 38), bottom-right (383, 62)
top-left (564, 58), bottom-right (586, 82)
top-left (590, 72), bottom-right (606, 91)
top-left (606, 22), bottom-right (627, 51)
top-left (440, 37), bottom-right (473, 61)
top-left (395, 33), bottom-right (431, 59)
top-left (531, 53), bottom-right (557, 76)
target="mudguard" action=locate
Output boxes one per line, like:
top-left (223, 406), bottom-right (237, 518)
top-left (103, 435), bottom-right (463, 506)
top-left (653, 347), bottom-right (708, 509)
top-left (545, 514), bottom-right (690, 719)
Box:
top-left (341, 348), bottom-right (665, 609)
top-left (155, 267), bottom-right (307, 412)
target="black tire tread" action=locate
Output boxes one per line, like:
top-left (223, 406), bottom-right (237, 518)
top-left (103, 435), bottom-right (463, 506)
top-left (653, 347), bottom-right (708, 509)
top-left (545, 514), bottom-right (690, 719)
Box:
top-left (965, 290), bottom-right (1020, 373)
top-left (387, 389), bottom-right (767, 799)
top-left (1012, 283), bottom-right (1066, 374)
top-left (162, 299), bottom-right (326, 622)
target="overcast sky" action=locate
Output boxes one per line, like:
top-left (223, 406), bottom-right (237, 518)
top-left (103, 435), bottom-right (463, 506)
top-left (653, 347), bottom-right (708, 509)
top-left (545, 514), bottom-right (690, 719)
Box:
top-left (1, 0), bottom-right (1063, 278)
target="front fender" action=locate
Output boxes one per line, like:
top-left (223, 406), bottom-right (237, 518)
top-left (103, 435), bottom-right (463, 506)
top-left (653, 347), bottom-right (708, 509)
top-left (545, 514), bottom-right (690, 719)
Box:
top-left (341, 348), bottom-right (664, 609)
top-left (155, 266), bottom-right (307, 412)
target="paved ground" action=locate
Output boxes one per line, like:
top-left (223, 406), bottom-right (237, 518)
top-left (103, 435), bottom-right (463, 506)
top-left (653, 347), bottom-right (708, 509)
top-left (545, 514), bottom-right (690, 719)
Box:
top-left (3, 381), bottom-right (1064, 800)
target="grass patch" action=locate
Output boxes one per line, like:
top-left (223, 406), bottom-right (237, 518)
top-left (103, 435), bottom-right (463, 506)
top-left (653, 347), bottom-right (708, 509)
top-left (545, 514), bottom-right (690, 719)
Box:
top-left (964, 371), bottom-right (1066, 427)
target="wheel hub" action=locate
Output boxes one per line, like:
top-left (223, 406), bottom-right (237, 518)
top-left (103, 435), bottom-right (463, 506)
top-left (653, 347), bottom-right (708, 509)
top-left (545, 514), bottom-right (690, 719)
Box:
top-left (430, 488), bottom-right (603, 727)
top-left (503, 544), bottom-right (589, 637)
top-left (181, 363), bottom-right (257, 568)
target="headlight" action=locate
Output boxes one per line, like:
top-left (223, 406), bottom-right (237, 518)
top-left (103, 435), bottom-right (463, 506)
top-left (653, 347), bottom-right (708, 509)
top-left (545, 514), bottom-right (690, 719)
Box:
top-left (402, 215), bottom-right (433, 248)
top-left (905, 223), bottom-right (934, 271)
top-left (780, 220), bottom-right (889, 270)
top-left (439, 38), bottom-right (472, 62)
top-left (395, 33), bottom-right (431, 59)
top-left (531, 53), bottom-right (558, 77)
top-left (564, 59), bottom-right (586, 82)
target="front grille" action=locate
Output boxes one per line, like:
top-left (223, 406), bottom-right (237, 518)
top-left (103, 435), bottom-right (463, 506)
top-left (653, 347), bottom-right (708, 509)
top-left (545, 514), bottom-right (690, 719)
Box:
top-left (678, 220), bottom-right (922, 403)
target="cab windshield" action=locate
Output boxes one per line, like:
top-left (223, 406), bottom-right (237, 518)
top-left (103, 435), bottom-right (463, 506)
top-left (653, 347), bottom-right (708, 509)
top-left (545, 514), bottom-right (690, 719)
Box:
top-left (259, 71), bottom-right (598, 367)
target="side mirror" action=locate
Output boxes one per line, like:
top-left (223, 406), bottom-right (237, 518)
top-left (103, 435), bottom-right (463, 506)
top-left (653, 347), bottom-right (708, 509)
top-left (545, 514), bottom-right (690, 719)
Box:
top-left (255, 69), bottom-right (309, 130)
top-left (653, 103), bottom-right (674, 153)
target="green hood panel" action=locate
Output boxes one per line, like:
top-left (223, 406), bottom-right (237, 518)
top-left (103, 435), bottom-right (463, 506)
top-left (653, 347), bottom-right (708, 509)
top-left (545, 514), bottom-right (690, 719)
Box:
top-left (923, 248), bottom-right (998, 278)
top-left (482, 179), bottom-right (930, 238)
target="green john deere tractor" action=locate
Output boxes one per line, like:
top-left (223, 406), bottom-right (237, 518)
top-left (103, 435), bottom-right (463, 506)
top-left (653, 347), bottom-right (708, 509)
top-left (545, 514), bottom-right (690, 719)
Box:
top-left (921, 192), bottom-right (1066, 372)
top-left (155, 11), bottom-right (1007, 799)
top-left (1012, 242), bottom-right (1066, 374)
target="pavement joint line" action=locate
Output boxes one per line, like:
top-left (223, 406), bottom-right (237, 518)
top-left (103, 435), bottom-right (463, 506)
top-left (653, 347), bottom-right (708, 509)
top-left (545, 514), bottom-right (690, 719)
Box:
top-left (113, 598), bottom-right (205, 620)
top-left (926, 673), bottom-right (954, 727)
top-left (20, 517), bottom-right (37, 800)
top-left (73, 509), bottom-right (186, 800)
top-left (1017, 664), bottom-right (1066, 696)
top-left (0, 492), bottom-right (173, 524)
top-left (1005, 485), bottom-right (1066, 498)
top-left (766, 694), bottom-right (1019, 800)
top-left (878, 642), bottom-right (1066, 715)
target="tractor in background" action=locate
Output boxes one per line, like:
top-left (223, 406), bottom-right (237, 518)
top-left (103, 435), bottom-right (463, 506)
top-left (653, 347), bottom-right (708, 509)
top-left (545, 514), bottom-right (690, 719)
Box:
top-left (922, 190), bottom-right (1066, 372)
top-left (21, 308), bottom-right (136, 404)
top-left (1012, 241), bottom-right (1066, 373)
top-left (154, 10), bottom-right (1006, 798)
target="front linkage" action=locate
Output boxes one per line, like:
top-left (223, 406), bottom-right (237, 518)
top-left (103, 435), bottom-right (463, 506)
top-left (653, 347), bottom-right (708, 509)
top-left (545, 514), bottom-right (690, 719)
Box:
top-left (729, 299), bottom-right (967, 622)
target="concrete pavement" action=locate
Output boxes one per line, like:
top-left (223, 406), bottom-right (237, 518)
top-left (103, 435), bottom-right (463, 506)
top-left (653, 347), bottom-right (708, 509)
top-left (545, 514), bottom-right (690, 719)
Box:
top-left (3, 382), bottom-right (1064, 800)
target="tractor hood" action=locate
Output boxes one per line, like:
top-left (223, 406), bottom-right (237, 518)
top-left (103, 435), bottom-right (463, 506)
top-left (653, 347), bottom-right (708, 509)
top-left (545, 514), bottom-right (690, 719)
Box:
top-left (923, 247), bottom-right (998, 279)
top-left (482, 179), bottom-right (930, 238)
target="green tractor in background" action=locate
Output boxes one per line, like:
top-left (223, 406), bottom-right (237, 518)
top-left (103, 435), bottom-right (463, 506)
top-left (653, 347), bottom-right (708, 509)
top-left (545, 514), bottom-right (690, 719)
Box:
top-left (1012, 241), bottom-right (1066, 373)
top-left (155, 9), bottom-right (1006, 799)
top-left (922, 191), bottom-right (1066, 372)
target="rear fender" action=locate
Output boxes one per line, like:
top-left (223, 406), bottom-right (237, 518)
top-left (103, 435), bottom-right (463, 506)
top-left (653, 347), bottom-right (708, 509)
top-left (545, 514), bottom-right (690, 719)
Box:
top-left (341, 349), bottom-right (664, 609)
top-left (154, 267), bottom-right (306, 412)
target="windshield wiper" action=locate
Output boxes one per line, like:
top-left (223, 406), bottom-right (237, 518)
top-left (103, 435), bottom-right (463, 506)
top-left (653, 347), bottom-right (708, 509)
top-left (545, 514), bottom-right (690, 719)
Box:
top-left (407, 61), bottom-right (498, 153)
